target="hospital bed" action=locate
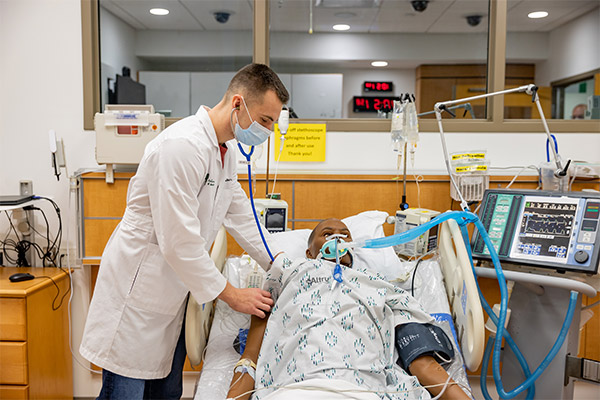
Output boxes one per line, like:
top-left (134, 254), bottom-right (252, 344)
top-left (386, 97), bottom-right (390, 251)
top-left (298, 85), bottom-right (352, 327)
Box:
top-left (186, 211), bottom-right (485, 399)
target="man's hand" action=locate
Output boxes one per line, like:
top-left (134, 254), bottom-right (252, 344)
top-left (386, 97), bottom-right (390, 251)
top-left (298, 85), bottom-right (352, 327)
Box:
top-left (218, 282), bottom-right (273, 318)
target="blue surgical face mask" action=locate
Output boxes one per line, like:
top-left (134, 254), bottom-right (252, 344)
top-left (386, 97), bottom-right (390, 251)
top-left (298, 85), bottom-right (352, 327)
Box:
top-left (231, 97), bottom-right (273, 146)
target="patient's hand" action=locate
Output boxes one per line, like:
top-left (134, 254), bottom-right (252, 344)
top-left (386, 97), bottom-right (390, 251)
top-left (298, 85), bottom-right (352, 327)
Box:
top-left (227, 316), bottom-right (269, 400)
top-left (409, 356), bottom-right (470, 399)
top-left (218, 282), bottom-right (274, 318)
top-left (227, 370), bottom-right (256, 400)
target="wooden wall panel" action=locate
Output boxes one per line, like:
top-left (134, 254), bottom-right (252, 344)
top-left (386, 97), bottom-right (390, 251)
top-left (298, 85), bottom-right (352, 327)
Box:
top-left (83, 219), bottom-right (120, 260)
top-left (82, 174), bottom-right (130, 217)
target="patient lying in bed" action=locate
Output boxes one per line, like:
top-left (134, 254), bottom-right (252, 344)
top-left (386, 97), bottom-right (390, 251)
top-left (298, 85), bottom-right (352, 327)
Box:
top-left (227, 218), bottom-right (470, 400)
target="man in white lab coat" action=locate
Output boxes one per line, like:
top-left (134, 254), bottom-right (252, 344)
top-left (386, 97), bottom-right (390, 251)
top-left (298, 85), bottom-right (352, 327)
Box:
top-left (80, 64), bottom-right (290, 399)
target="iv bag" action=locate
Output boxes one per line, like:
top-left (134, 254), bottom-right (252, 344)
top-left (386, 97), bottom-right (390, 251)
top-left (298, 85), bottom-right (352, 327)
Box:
top-left (405, 102), bottom-right (419, 145)
top-left (391, 100), bottom-right (407, 152)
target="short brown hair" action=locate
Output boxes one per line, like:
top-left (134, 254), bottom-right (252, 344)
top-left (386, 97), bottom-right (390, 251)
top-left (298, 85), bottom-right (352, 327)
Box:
top-left (226, 63), bottom-right (289, 104)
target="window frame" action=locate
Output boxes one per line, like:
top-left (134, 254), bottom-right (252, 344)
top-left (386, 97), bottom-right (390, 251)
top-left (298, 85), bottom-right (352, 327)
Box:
top-left (81, 0), bottom-right (599, 133)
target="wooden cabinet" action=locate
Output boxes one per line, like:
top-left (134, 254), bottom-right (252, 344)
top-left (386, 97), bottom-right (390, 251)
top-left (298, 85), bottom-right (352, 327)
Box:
top-left (0, 267), bottom-right (73, 399)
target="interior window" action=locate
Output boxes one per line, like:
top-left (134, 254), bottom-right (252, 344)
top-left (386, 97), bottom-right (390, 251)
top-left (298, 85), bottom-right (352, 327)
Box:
top-left (504, 1), bottom-right (599, 120)
top-left (98, 0), bottom-right (490, 121)
top-left (88, 1), bottom-right (599, 130)
top-left (554, 77), bottom-right (596, 120)
top-left (269, 0), bottom-right (490, 119)
top-left (98, 0), bottom-right (253, 117)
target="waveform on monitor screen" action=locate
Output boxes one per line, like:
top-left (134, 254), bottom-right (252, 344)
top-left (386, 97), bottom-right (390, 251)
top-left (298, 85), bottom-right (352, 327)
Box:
top-left (522, 212), bottom-right (574, 237)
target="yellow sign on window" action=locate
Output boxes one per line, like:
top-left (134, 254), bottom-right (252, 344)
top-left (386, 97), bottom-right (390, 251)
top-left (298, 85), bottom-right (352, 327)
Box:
top-left (273, 123), bottom-right (326, 162)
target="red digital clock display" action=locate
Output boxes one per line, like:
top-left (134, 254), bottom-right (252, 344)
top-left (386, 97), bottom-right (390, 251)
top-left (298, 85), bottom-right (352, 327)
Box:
top-left (363, 81), bottom-right (393, 92)
top-left (353, 96), bottom-right (400, 113)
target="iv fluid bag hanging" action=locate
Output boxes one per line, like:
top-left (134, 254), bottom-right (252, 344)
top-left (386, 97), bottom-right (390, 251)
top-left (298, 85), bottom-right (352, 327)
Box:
top-left (391, 100), bottom-right (406, 153)
top-left (406, 102), bottom-right (419, 145)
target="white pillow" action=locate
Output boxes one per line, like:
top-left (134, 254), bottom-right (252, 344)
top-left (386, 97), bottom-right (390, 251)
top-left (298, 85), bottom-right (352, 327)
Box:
top-left (270, 210), bottom-right (403, 277)
top-left (269, 228), bottom-right (310, 260)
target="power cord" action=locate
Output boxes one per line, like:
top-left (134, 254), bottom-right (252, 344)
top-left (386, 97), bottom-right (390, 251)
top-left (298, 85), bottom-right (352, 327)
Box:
top-left (410, 259), bottom-right (424, 297)
top-left (1, 198), bottom-right (71, 311)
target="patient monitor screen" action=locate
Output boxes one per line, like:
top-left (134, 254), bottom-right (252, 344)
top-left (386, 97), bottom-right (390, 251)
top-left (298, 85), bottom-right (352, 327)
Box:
top-left (264, 208), bottom-right (286, 233)
top-left (472, 189), bottom-right (600, 274)
top-left (509, 196), bottom-right (578, 264)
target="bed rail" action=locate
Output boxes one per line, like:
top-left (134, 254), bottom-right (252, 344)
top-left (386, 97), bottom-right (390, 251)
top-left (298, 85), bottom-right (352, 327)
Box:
top-left (438, 218), bottom-right (485, 371)
top-left (185, 226), bottom-right (228, 367)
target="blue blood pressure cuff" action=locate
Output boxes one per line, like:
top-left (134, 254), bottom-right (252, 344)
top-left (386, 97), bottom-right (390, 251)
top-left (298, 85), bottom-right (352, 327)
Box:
top-left (395, 323), bottom-right (455, 372)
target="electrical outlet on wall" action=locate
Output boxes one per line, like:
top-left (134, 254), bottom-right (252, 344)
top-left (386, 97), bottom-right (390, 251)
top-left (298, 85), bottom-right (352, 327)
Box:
top-left (20, 180), bottom-right (33, 196)
top-left (59, 247), bottom-right (81, 268)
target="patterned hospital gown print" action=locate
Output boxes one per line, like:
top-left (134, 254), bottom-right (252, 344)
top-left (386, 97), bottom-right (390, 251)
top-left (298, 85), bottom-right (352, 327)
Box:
top-left (252, 255), bottom-right (435, 400)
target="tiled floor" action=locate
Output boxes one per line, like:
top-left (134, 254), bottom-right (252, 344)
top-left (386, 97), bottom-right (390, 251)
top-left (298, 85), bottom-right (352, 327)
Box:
top-left (468, 377), bottom-right (600, 399)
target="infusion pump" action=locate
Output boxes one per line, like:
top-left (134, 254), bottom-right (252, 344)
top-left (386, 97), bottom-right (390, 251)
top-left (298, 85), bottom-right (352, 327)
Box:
top-left (394, 208), bottom-right (440, 257)
top-left (254, 196), bottom-right (288, 233)
top-left (95, 105), bottom-right (164, 181)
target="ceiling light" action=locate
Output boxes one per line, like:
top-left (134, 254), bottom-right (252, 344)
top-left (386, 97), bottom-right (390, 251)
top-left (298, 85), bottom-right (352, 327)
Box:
top-left (333, 24), bottom-right (350, 31)
top-left (528, 11), bottom-right (548, 19)
top-left (371, 61), bottom-right (388, 67)
top-left (150, 8), bottom-right (169, 16)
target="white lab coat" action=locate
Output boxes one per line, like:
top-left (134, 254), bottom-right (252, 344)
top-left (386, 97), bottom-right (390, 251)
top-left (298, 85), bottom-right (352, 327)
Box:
top-left (80, 106), bottom-right (274, 379)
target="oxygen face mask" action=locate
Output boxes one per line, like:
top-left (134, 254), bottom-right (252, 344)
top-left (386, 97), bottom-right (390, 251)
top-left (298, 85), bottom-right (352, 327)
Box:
top-left (318, 234), bottom-right (350, 284)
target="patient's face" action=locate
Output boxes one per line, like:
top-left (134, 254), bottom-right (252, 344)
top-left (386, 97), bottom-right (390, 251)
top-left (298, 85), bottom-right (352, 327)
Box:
top-left (306, 219), bottom-right (353, 266)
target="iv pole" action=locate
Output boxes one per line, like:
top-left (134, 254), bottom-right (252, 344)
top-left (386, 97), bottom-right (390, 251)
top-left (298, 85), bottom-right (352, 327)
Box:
top-left (398, 103), bottom-right (476, 211)
top-left (434, 84), bottom-right (570, 211)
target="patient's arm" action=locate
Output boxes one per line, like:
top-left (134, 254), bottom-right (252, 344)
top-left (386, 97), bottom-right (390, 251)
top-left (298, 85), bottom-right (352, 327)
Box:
top-left (227, 314), bottom-right (269, 400)
top-left (409, 356), bottom-right (470, 399)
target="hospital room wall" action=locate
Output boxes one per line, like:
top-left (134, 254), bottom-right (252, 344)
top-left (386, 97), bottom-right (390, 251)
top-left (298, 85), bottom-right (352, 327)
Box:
top-left (1, 1), bottom-right (104, 398)
top-left (535, 6), bottom-right (600, 86)
top-left (0, 1), bottom-right (599, 399)
top-left (255, 130), bottom-right (600, 176)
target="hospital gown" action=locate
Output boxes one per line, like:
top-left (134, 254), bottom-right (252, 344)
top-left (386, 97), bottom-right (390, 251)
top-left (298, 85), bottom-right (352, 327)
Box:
top-left (253, 255), bottom-right (434, 400)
